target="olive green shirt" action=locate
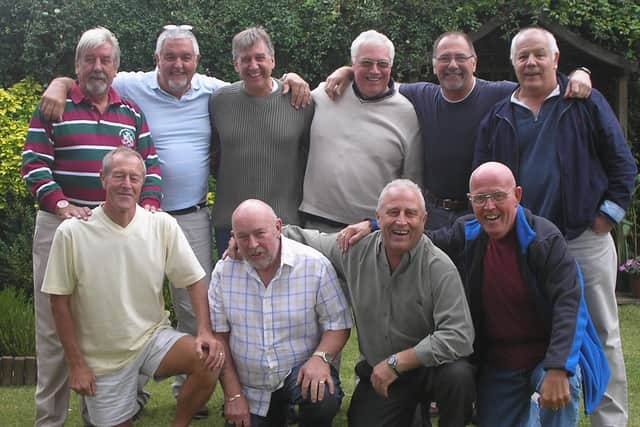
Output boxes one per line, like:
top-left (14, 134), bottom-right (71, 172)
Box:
top-left (283, 226), bottom-right (474, 367)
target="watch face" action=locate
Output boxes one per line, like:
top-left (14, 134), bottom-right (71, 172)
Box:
top-left (56, 200), bottom-right (69, 209)
top-left (387, 354), bottom-right (397, 366)
top-left (314, 351), bottom-right (331, 363)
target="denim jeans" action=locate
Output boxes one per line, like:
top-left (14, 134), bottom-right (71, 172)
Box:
top-left (478, 361), bottom-right (582, 427)
top-left (226, 363), bottom-right (343, 427)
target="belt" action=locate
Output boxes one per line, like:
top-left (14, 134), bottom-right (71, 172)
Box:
top-left (167, 202), bottom-right (207, 216)
top-left (303, 213), bottom-right (348, 229)
top-left (425, 192), bottom-right (468, 212)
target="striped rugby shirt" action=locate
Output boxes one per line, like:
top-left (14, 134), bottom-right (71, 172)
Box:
top-left (21, 83), bottom-right (162, 212)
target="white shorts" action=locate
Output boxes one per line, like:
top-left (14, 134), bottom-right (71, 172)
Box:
top-left (84, 327), bottom-right (187, 426)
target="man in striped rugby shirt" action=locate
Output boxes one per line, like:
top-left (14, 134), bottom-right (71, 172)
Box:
top-left (21, 27), bottom-right (161, 427)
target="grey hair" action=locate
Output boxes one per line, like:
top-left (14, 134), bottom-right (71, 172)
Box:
top-left (155, 28), bottom-right (200, 56)
top-left (431, 31), bottom-right (477, 68)
top-left (232, 27), bottom-right (274, 61)
top-left (75, 27), bottom-right (120, 69)
top-left (376, 179), bottom-right (425, 214)
top-left (102, 146), bottom-right (146, 176)
top-left (350, 30), bottom-right (395, 64)
top-left (509, 27), bottom-right (559, 64)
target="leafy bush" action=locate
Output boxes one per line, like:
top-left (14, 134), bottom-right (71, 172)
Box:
top-left (0, 193), bottom-right (35, 297)
top-left (0, 1), bottom-right (638, 88)
top-left (0, 288), bottom-right (35, 356)
top-left (0, 79), bottom-right (41, 209)
top-left (0, 80), bottom-right (40, 297)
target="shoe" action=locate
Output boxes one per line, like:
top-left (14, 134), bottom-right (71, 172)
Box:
top-left (192, 405), bottom-right (209, 420)
top-left (133, 390), bottom-right (151, 420)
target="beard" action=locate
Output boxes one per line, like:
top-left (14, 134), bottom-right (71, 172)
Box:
top-left (167, 76), bottom-right (190, 93)
top-left (84, 72), bottom-right (109, 96)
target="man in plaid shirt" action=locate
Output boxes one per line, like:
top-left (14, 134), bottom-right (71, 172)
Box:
top-left (209, 199), bottom-right (352, 427)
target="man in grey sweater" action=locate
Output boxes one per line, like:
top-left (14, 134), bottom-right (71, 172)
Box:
top-left (209, 27), bottom-right (314, 254)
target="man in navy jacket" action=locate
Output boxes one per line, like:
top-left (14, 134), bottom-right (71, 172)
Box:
top-left (430, 162), bottom-right (609, 426)
top-left (474, 27), bottom-right (635, 426)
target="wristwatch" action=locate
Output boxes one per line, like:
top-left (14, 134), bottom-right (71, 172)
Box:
top-left (56, 200), bottom-right (69, 209)
top-left (312, 351), bottom-right (333, 364)
top-left (387, 354), bottom-right (401, 376)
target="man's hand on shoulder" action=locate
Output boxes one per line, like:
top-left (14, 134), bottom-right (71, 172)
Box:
top-left (324, 66), bottom-right (353, 100)
top-left (281, 72), bottom-right (311, 109)
top-left (337, 220), bottom-right (373, 252)
top-left (40, 77), bottom-right (74, 122)
top-left (143, 204), bottom-right (162, 213)
top-left (564, 69), bottom-right (592, 99)
top-left (224, 236), bottom-right (244, 260)
top-left (297, 355), bottom-right (333, 402)
top-left (55, 203), bottom-right (92, 221)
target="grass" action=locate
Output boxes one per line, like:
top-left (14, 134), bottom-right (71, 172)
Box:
top-left (0, 305), bottom-right (638, 426)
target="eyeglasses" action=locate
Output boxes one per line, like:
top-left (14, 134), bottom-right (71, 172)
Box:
top-left (357, 59), bottom-right (392, 69)
top-left (434, 54), bottom-right (475, 64)
top-left (163, 24), bottom-right (193, 31)
top-left (467, 188), bottom-right (514, 206)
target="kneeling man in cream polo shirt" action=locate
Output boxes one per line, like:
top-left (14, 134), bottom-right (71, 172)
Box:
top-left (42, 147), bottom-right (224, 426)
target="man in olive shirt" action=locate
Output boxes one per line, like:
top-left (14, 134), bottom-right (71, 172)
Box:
top-left (282, 179), bottom-right (474, 427)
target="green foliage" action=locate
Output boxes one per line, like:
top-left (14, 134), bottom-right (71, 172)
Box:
top-left (0, 0), bottom-right (637, 88)
top-left (0, 288), bottom-right (35, 356)
top-left (0, 79), bottom-right (41, 209)
top-left (0, 80), bottom-right (40, 298)
top-left (0, 193), bottom-right (35, 297)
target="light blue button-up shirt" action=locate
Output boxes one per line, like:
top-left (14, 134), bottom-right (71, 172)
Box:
top-left (113, 70), bottom-right (227, 211)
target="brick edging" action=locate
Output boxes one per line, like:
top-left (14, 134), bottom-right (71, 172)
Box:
top-left (0, 356), bottom-right (37, 386)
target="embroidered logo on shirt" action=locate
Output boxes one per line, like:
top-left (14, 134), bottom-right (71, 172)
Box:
top-left (119, 129), bottom-right (136, 148)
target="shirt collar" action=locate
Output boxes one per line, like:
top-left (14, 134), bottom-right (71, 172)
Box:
top-left (70, 81), bottom-right (122, 106)
top-left (352, 78), bottom-right (396, 102)
top-left (510, 84), bottom-right (560, 109)
top-left (279, 236), bottom-right (297, 268)
top-left (374, 231), bottom-right (421, 263)
top-left (150, 68), bottom-right (201, 97)
top-left (440, 77), bottom-right (477, 103)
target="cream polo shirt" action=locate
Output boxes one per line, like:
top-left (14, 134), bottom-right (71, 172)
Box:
top-left (42, 205), bottom-right (205, 374)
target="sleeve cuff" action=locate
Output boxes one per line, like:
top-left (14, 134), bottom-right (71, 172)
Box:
top-left (599, 200), bottom-right (625, 224)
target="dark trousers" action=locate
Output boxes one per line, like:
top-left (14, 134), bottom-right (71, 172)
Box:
top-left (348, 359), bottom-right (475, 427)
top-left (226, 365), bottom-right (343, 427)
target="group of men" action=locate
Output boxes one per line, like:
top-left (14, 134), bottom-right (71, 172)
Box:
top-left (22, 20), bottom-right (635, 427)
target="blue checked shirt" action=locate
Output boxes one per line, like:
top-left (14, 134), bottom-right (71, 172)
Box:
top-left (209, 236), bottom-right (352, 416)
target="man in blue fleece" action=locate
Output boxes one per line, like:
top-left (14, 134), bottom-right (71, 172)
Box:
top-left (428, 162), bottom-right (609, 426)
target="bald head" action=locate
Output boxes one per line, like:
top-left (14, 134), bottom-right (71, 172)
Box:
top-left (469, 162), bottom-right (522, 240)
top-left (232, 199), bottom-right (278, 227)
top-left (232, 199), bottom-right (282, 272)
top-left (469, 162), bottom-right (516, 193)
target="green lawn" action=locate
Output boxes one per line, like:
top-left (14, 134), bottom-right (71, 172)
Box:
top-left (1, 305), bottom-right (638, 426)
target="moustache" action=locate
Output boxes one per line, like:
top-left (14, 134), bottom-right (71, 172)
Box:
top-left (89, 72), bottom-right (108, 80)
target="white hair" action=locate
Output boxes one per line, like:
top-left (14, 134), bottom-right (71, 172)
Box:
top-left (155, 28), bottom-right (200, 56)
top-left (350, 30), bottom-right (395, 64)
top-left (509, 27), bottom-right (559, 64)
top-left (76, 27), bottom-right (120, 69)
top-left (376, 179), bottom-right (425, 214)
